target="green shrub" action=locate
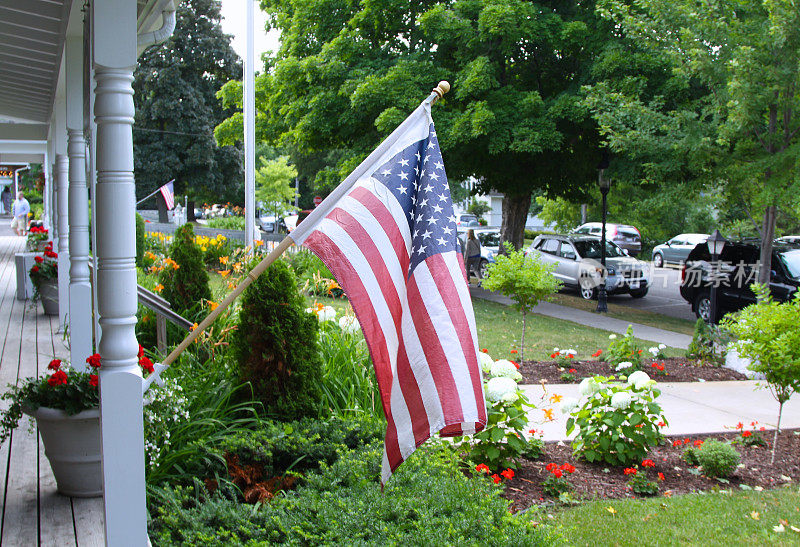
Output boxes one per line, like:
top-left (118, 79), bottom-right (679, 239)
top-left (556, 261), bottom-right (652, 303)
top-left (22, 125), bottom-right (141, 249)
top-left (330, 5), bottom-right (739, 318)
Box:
top-left (206, 216), bottom-right (246, 230)
top-left (682, 446), bottom-right (700, 466)
top-left (606, 325), bottom-right (643, 369)
top-left (627, 472), bottom-right (659, 496)
top-left (159, 224), bottom-right (211, 319)
top-left (697, 440), bottom-right (740, 478)
top-left (147, 443), bottom-right (554, 546)
top-left (232, 259), bottom-right (323, 420)
top-left (135, 213), bottom-right (145, 266)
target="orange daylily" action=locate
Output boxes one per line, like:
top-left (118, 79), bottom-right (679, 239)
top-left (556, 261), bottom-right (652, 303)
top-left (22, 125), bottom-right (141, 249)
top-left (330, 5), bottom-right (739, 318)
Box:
top-left (543, 408), bottom-right (554, 421)
top-left (549, 394), bottom-right (563, 403)
top-left (154, 284), bottom-right (164, 293)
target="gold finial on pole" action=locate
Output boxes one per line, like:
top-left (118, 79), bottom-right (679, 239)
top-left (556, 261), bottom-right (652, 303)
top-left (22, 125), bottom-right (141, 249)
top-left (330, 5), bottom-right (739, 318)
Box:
top-left (431, 81), bottom-right (451, 104)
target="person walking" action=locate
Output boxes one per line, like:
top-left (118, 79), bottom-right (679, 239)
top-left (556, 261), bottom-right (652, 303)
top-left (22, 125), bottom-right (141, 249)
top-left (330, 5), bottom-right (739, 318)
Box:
top-left (464, 229), bottom-right (482, 286)
top-left (11, 192), bottom-right (30, 236)
top-left (0, 186), bottom-right (11, 215)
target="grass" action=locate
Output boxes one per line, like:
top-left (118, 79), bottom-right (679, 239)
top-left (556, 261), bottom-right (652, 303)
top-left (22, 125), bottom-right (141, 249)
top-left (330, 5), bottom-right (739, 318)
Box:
top-left (546, 487), bottom-right (800, 546)
top-left (548, 291), bottom-right (696, 336)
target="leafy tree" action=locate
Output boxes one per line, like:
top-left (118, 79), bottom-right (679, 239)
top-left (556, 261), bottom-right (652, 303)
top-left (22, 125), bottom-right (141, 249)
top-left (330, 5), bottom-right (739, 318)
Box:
top-left (255, 156), bottom-right (298, 219)
top-left (482, 244), bottom-right (561, 363)
top-left (216, 0), bottom-right (616, 250)
top-left (134, 0), bottom-right (243, 212)
top-left (466, 199), bottom-right (491, 221)
top-left (587, 0), bottom-right (800, 282)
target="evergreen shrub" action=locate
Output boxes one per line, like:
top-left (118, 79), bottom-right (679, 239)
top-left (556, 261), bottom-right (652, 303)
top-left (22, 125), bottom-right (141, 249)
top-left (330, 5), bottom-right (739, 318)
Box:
top-left (697, 440), bottom-right (740, 478)
top-left (135, 213), bottom-right (145, 266)
top-left (159, 223), bottom-right (211, 319)
top-left (232, 259), bottom-right (323, 420)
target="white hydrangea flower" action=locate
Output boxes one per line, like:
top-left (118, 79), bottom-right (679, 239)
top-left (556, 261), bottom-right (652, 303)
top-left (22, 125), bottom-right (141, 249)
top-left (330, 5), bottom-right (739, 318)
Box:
top-left (578, 377), bottom-right (603, 396)
top-left (317, 305), bottom-right (337, 322)
top-left (658, 344), bottom-right (666, 350)
top-left (338, 315), bottom-right (360, 333)
top-left (609, 334), bottom-right (617, 340)
top-left (490, 359), bottom-right (522, 381)
top-left (648, 347), bottom-right (659, 356)
top-left (615, 361), bottom-right (633, 371)
top-left (560, 397), bottom-right (579, 414)
top-left (478, 352), bottom-right (494, 374)
top-left (565, 348), bottom-right (577, 356)
top-left (627, 370), bottom-right (651, 389)
top-left (485, 377), bottom-right (518, 402)
top-left (553, 347), bottom-right (560, 353)
top-left (501, 390), bottom-right (519, 403)
top-left (610, 391), bottom-right (633, 409)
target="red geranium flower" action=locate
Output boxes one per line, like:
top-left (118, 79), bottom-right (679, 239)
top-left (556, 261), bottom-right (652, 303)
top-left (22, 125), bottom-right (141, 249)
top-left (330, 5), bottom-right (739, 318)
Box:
top-left (86, 353), bottom-right (102, 369)
top-left (47, 369), bottom-right (68, 386)
top-left (623, 468), bottom-right (637, 476)
top-left (475, 463), bottom-right (490, 474)
top-left (658, 472), bottom-right (665, 481)
top-left (560, 463), bottom-right (576, 474)
top-left (510, 349), bottom-right (518, 354)
top-left (672, 440), bottom-right (682, 447)
top-left (742, 431), bottom-right (752, 438)
top-left (694, 440), bottom-right (704, 447)
top-left (550, 352), bottom-right (559, 359)
top-left (491, 474), bottom-right (501, 484)
top-left (481, 348), bottom-right (488, 353)
top-left (591, 349), bottom-right (602, 358)
top-left (47, 359), bottom-right (61, 370)
top-left (553, 469), bottom-right (563, 478)
top-left (31, 265), bottom-right (39, 273)
top-left (569, 368), bottom-right (577, 374)
top-left (44, 250), bottom-right (58, 258)
top-left (34, 256), bottom-right (44, 264)
top-left (545, 463), bottom-right (556, 472)
top-left (138, 345), bottom-right (144, 358)
top-left (89, 374), bottom-right (99, 388)
top-left (759, 426), bottom-right (766, 431)
top-left (139, 356), bottom-right (155, 374)
top-left (641, 459), bottom-right (655, 468)
top-left (658, 421), bottom-right (667, 427)
top-left (501, 468), bottom-right (515, 480)
top-left (736, 422), bottom-right (744, 430)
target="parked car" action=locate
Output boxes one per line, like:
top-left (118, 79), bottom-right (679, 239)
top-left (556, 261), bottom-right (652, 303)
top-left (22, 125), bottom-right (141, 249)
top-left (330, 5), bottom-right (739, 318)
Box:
top-left (679, 240), bottom-right (800, 323)
top-left (572, 222), bottom-right (642, 256)
top-left (651, 233), bottom-right (709, 268)
top-left (457, 227), bottom-right (499, 278)
top-left (257, 215), bottom-right (287, 234)
top-left (456, 213), bottom-right (480, 227)
top-left (526, 234), bottom-right (651, 299)
top-left (776, 235), bottom-right (800, 247)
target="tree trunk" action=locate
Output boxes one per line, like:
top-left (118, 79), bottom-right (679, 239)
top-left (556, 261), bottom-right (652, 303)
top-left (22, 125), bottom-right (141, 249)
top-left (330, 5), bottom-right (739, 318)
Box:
top-left (157, 193), bottom-right (168, 223)
top-left (499, 191), bottom-right (532, 252)
top-left (757, 205), bottom-right (777, 286)
top-left (520, 309), bottom-right (526, 365)
top-left (580, 203), bottom-right (588, 224)
top-left (771, 400), bottom-right (784, 465)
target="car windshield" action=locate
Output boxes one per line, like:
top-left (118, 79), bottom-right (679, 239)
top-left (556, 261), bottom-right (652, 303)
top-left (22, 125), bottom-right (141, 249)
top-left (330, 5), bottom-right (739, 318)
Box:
top-left (478, 232), bottom-right (500, 247)
top-left (573, 239), bottom-right (626, 259)
top-left (780, 250), bottom-right (800, 279)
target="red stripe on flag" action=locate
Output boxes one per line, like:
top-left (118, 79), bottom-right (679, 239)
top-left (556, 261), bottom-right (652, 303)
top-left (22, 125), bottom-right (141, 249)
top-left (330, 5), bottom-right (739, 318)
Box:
top-left (304, 230), bottom-right (404, 467)
top-left (406, 272), bottom-right (465, 425)
top-left (427, 253), bottom-right (487, 421)
top-left (350, 186), bottom-right (409, 272)
top-left (395, 340), bottom-right (431, 445)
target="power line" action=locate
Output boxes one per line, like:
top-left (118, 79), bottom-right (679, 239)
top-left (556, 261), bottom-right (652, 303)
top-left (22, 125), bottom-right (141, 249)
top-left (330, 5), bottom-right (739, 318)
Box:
top-left (133, 127), bottom-right (213, 138)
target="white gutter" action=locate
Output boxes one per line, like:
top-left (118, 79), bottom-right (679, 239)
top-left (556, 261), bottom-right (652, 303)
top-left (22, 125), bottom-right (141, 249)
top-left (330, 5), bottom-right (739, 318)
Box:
top-left (13, 165), bottom-right (30, 196)
top-left (136, 4), bottom-right (177, 55)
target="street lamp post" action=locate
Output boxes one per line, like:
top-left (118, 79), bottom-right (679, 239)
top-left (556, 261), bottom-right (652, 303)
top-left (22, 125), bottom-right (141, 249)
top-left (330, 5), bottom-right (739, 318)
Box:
top-left (706, 229), bottom-right (728, 323)
top-left (596, 166), bottom-right (612, 313)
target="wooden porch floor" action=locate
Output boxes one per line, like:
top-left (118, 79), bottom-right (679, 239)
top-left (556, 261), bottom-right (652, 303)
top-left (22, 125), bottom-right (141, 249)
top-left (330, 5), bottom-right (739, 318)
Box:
top-left (0, 220), bottom-right (104, 546)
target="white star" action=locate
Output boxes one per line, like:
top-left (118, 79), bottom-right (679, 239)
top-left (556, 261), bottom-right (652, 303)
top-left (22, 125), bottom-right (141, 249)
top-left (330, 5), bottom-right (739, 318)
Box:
top-left (419, 170), bottom-right (425, 179)
top-left (413, 228), bottom-right (419, 238)
top-left (411, 195), bottom-right (417, 204)
top-left (442, 225), bottom-right (452, 235)
top-left (423, 154), bottom-right (430, 163)
top-left (414, 166), bottom-right (419, 175)
top-left (428, 172), bottom-right (440, 181)
top-left (399, 158), bottom-right (409, 166)
top-left (427, 216), bottom-right (438, 225)
top-left (438, 192), bottom-right (448, 201)
top-left (415, 152), bottom-right (421, 161)
top-left (419, 198), bottom-right (428, 208)
top-left (397, 184), bottom-right (407, 194)
top-left (398, 171), bottom-right (409, 181)
top-left (428, 142), bottom-right (436, 149)
top-left (431, 131), bottom-right (437, 137)
top-left (423, 183), bottom-right (434, 193)
top-left (434, 161), bottom-right (444, 170)
top-left (417, 245), bottom-right (426, 255)
top-left (416, 213), bottom-right (424, 222)
top-left (432, 204), bottom-right (443, 214)
top-left (448, 215), bottom-right (457, 224)
top-left (436, 236), bottom-right (447, 246)
top-left (381, 169), bottom-right (392, 176)
top-left (422, 230), bottom-right (432, 239)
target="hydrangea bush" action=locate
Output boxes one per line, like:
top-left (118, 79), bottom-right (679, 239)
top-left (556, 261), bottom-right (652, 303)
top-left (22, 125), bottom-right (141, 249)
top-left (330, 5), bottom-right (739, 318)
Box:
top-left (605, 326), bottom-right (644, 369)
top-left (566, 372), bottom-right (667, 466)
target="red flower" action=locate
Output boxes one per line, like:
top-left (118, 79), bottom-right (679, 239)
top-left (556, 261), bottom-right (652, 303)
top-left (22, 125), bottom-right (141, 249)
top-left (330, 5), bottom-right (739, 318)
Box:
top-left (569, 368), bottom-right (577, 374)
top-left (34, 256), bottom-right (44, 264)
top-left (501, 468), bottom-right (515, 480)
top-left (47, 359), bottom-right (61, 370)
top-left (672, 440), bottom-right (682, 447)
top-left (44, 250), bottom-right (58, 258)
top-left (742, 431), bottom-right (752, 438)
top-left (491, 474), bottom-right (501, 484)
top-left (475, 463), bottom-right (490, 474)
top-left (528, 428), bottom-right (537, 435)
top-left (550, 352), bottom-right (560, 359)
top-left (750, 421), bottom-right (758, 426)
top-left (684, 438), bottom-right (690, 444)
top-left (623, 468), bottom-right (637, 476)
top-left (31, 265), bottom-right (39, 273)
top-left (545, 463), bottom-right (556, 472)
top-left (89, 374), bottom-right (99, 388)
top-left (511, 361), bottom-right (519, 368)
top-left (658, 421), bottom-right (666, 427)
top-left (694, 440), bottom-right (704, 447)
top-left (139, 356), bottom-right (155, 374)
top-left (47, 369), bottom-right (68, 386)
top-left (553, 469), bottom-right (563, 478)
top-left (641, 459), bottom-right (655, 468)
top-left (566, 354), bottom-right (574, 359)
top-left (736, 422), bottom-right (744, 430)
top-left (658, 472), bottom-right (665, 481)
top-left (635, 424), bottom-right (644, 428)
top-left (86, 353), bottom-right (102, 369)
top-left (510, 349), bottom-right (518, 354)
top-left (591, 349), bottom-right (602, 358)
top-left (138, 345), bottom-right (145, 358)
top-left (759, 426), bottom-right (766, 431)
top-left (560, 463), bottom-right (576, 474)
top-left (481, 348), bottom-right (488, 353)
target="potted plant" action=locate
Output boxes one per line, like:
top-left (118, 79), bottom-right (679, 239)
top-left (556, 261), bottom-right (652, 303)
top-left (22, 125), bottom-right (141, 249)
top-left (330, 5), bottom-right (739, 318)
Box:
top-left (29, 242), bottom-right (58, 315)
top-left (26, 225), bottom-right (49, 252)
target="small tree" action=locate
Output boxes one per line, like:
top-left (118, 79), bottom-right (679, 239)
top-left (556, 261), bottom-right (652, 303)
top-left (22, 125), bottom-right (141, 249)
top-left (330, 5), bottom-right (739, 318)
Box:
top-left (723, 285), bottom-right (800, 463)
top-left (255, 156), bottom-right (298, 221)
top-left (481, 243), bottom-right (561, 363)
top-left (467, 199), bottom-right (491, 221)
top-left (159, 223), bottom-right (212, 319)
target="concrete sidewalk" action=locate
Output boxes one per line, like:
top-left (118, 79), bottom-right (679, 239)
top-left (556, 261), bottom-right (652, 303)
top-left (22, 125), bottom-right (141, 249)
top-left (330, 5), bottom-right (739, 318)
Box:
top-left (470, 286), bottom-right (693, 350)
top-left (522, 380), bottom-right (800, 441)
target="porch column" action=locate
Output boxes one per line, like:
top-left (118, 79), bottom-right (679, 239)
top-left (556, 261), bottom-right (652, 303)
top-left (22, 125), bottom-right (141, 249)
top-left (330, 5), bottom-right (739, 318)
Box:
top-left (67, 37), bottom-right (92, 368)
top-left (93, 0), bottom-right (147, 543)
top-left (55, 153), bottom-right (70, 331)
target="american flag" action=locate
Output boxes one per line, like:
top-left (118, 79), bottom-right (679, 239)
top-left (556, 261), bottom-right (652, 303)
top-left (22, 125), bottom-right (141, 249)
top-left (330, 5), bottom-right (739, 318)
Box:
top-left (159, 179), bottom-right (175, 210)
top-left (290, 102), bottom-right (486, 483)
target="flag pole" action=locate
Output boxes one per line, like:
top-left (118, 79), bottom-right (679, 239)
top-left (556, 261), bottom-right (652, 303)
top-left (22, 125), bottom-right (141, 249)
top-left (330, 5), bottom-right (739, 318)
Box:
top-left (158, 81), bottom-right (451, 369)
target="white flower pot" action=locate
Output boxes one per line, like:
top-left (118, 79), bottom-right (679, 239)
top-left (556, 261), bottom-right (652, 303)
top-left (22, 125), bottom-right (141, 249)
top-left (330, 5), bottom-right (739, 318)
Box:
top-left (38, 278), bottom-right (59, 316)
top-left (27, 406), bottom-right (102, 497)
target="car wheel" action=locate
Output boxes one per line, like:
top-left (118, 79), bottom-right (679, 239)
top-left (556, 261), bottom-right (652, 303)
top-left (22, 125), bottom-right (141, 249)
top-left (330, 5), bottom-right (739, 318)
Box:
top-left (694, 291), bottom-right (715, 323)
top-left (479, 259), bottom-right (489, 279)
top-left (579, 277), bottom-right (597, 300)
top-left (630, 287), bottom-right (649, 298)
top-left (653, 253), bottom-right (664, 268)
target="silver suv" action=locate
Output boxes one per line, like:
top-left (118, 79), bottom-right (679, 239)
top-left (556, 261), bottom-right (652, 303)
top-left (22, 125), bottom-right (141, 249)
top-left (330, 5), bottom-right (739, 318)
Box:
top-left (526, 234), bottom-right (651, 299)
top-left (572, 222), bottom-right (642, 256)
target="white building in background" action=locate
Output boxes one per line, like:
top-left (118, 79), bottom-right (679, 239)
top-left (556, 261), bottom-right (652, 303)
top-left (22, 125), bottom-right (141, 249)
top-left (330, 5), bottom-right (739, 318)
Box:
top-left (453, 178), bottom-right (553, 230)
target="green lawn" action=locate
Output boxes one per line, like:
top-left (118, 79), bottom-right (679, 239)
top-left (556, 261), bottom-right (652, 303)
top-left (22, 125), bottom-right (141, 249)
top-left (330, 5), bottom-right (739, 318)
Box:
top-left (547, 488), bottom-right (800, 546)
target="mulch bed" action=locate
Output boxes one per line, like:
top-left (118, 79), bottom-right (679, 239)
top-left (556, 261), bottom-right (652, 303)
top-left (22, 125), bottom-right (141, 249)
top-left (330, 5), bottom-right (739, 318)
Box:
top-left (502, 429), bottom-right (800, 512)
top-left (518, 357), bottom-right (747, 385)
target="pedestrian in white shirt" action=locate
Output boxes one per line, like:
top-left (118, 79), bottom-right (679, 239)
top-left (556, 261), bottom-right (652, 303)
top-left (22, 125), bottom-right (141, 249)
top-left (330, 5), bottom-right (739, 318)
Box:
top-left (11, 192), bottom-right (30, 236)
